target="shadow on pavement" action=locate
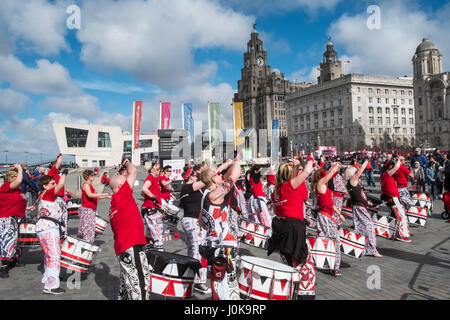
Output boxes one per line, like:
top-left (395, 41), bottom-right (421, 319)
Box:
top-left (378, 246), bottom-right (450, 269)
top-left (93, 262), bottom-right (120, 300)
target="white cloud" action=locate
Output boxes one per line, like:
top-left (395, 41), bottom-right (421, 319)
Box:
top-left (0, 0), bottom-right (69, 56)
top-left (76, 0), bottom-right (253, 89)
top-left (0, 54), bottom-right (81, 95)
top-left (0, 89), bottom-right (31, 114)
top-left (221, 0), bottom-right (342, 15)
top-left (329, 0), bottom-right (450, 77)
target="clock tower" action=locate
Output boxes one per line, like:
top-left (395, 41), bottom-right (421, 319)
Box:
top-left (234, 27), bottom-right (311, 157)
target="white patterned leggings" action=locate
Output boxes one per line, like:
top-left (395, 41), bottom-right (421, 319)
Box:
top-left (180, 217), bottom-right (207, 284)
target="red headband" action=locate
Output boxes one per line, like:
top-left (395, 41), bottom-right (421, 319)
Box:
top-left (182, 168), bottom-right (192, 180)
top-left (319, 169), bottom-right (328, 178)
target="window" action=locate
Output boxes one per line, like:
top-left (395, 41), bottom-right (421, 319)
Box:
top-left (338, 118), bottom-right (343, 126)
top-left (386, 108), bottom-right (390, 114)
top-left (409, 109), bottom-right (414, 115)
top-left (419, 111), bottom-right (423, 120)
top-left (338, 99), bottom-right (342, 105)
top-left (409, 118), bottom-right (414, 124)
top-left (395, 128), bottom-right (400, 133)
top-left (385, 89), bottom-right (389, 94)
top-left (418, 97), bottom-right (422, 106)
top-left (65, 127), bottom-right (88, 148)
top-left (369, 107), bottom-right (374, 113)
top-left (379, 128), bottom-right (383, 134)
top-left (403, 128), bottom-right (407, 134)
top-left (377, 89), bottom-right (381, 94)
top-left (393, 108), bottom-right (398, 115)
top-left (409, 99), bottom-right (413, 105)
top-left (323, 111), bottom-right (327, 118)
top-left (401, 108), bottom-right (406, 115)
top-left (370, 128), bottom-right (375, 134)
top-left (386, 128), bottom-right (391, 133)
top-left (357, 97), bottom-right (361, 102)
top-left (331, 119), bottom-right (335, 127)
top-left (98, 131), bottom-right (111, 148)
top-left (385, 98), bottom-right (389, 104)
top-left (330, 110), bottom-right (335, 117)
top-left (393, 90), bottom-right (397, 95)
top-left (377, 98), bottom-right (382, 104)
top-left (408, 91), bottom-right (412, 96)
top-left (314, 122), bottom-right (318, 129)
top-left (330, 101), bottom-right (334, 107)
top-left (411, 128), bottom-right (415, 134)
top-left (323, 121), bottom-right (327, 128)
top-left (139, 139), bottom-right (153, 148)
top-left (338, 109), bottom-right (343, 116)
top-left (369, 116), bottom-right (374, 124)
top-left (386, 117), bottom-right (390, 124)
top-left (368, 88), bottom-right (373, 94)
top-left (358, 106), bottom-right (362, 112)
top-left (377, 107), bottom-right (382, 114)
top-left (394, 117), bottom-right (399, 125)
top-left (314, 113), bottom-right (318, 120)
top-left (402, 117), bottom-right (406, 125)
top-left (378, 117), bottom-right (383, 125)
top-left (123, 140), bottom-right (132, 153)
top-left (401, 99), bottom-right (405, 104)
top-left (368, 97), bottom-right (373, 103)
top-left (393, 98), bottom-right (397, 104)
top-left (357, 87), bottom-right (361, 93)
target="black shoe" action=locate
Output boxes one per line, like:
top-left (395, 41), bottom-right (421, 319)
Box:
top-left (43, 287), bottom-right (65, 295)
top-left (0, 267), bottom-right (10, 279)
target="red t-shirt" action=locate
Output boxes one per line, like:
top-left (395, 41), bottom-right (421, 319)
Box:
top-left (381, 172), bottom-right (400, 198)
top-left (266, 175), bottom-right (276, 186)
top-left (48, 166), bottom-right (64, 196)
top-left (142, 175), bottom-right (161, 208)
top-left (82, 183), bottom-right (98, 211)
top-left (109, 181), bottom-right (146, 255)
top-left (0, 182), bottom-right (26, 218)
top-left (316, 188), bottom-right (334, 216)
top-left (159, 176), bottom-right (171, 201)
top-left (393, 164), bottom-right (410, 188)
top-left (42, 187), bottom-right (56, 202)
top-left (250, 177), bottom-right (266, 198)
top-left (273, 180), bottom-right (307, 220)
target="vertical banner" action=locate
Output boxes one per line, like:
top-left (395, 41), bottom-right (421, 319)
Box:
top-left (209, 102), bottom-right (220, 146)
top-left (183, 103), bottom-right (194, 145)
top-left (271, 120), bottom-right (279, 161)
top-left (133, 100), bottom-right (143, 149)
top-left (233, 102), bottom-right (245, 147)
top-left (160, 102), bottom-right (171, 129)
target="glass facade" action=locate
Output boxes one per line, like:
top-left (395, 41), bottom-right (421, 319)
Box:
top-left (139, 139), bottom-right (153, 148)
top-left (98, 131), bottom-right (111, 148)
top-left (65, 127), bottom-right (88, 148)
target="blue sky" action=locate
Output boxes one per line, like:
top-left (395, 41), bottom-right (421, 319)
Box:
top-left (0, 0), bottom-right (448, 163)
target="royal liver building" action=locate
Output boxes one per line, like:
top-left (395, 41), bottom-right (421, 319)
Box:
top-left (412, 38), bottom-right (450, 151)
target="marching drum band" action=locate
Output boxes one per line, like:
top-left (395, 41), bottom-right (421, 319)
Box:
top-left (0, 149), bottom-right (449, 300)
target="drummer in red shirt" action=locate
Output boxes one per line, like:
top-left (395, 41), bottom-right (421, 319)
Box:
top-left (268, 158), bottom-right (314, 267)
top-left (0, 165), bottom-right (31, 278)
top-left (141, 162), bottom-right (164, 251)
top-left (381, 156), bottom-right (411, 242)
top-left (393, 157), bottom-right (414, 210)
top-left (159, 165), bottom-right (177, 208)
top-left (109, 159), bottom-right (150, 300)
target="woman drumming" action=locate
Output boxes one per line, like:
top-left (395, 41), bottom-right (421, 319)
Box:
top-left (179, 166), bottom-right (210, 294)
top-left (268, 158), bottom-right (314, 267)
top-left (0, 165), bottom-right (32, 278)
top-left (141, 162), bottom-right (164, 251)
top-left (36, 171), bottom-right (68, 295)
top-left (380, 156), bottom-right (411, 243)
top-left (199, 160), bottom-right (241, 300)
top-left (248, 165), bottom-right (272, 227)
top-left (78, 170), bottom-right (110, 244)
top-left (345, 160), bottom-right (382, 258)
top-left (311, 162), bottom-right (346, 276)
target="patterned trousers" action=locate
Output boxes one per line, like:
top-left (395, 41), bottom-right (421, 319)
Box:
top-left (37, 228), bottom-right (61, 290)
top-left (317, 212), bottom-right (341, 270)
top-left (0, 217), bottom-right (18, 261)
top-left (250, 197), bottom-right (272, 228)
top-left (352, 206), bottom-right (379, 256)
top-left (78, 206), bottom-right (96, 244)
top-left (180, 217), bottom-right (207, 284)
top-left (388, 197), bottom-right (410, 238)
top-left (398, 188), bottom-right (412, 210)
top-left (118, 245), bottom-right (151, 300)
top-left (143, 210), bottom-right (164, 251)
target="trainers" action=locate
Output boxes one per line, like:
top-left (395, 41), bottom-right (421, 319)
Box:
top-left (396, 236), bottom-right (412, 243)
top-left (43, 287), bottom-right (65, 295)
top-left (194, 284), bottom-right (211, 294)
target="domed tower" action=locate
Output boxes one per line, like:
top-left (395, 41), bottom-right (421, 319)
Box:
top-left (412, 37), bottom-right (442, 79)
top-left (318, 38), bottom-right (343, 84)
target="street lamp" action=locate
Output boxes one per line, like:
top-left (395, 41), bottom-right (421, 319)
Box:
top-left (25, 151), bottom-right (28, 165)
top-left (4, 150), bottom-right (8, 164)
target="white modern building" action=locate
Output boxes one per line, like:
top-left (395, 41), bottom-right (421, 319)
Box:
top-left (53, 123), bottom-right (158, 167)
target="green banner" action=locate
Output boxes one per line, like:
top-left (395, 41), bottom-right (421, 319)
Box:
top-left (209, 102), bottom-right (220, 146)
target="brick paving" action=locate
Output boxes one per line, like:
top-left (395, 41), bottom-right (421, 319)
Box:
top-left (1, 168), bottom-right (449, 300)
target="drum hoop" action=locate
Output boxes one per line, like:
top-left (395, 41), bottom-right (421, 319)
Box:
top-left (64, 236), bottom-right (100, 252)
top-left (240, 256), bottom-right (298, 278)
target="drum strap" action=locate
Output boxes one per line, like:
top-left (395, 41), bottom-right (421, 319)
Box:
top-left (38, 216), bottom-right (65, 235)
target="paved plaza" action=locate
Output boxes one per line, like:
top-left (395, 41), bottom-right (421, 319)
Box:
top-left (1, 168), bottom-right (449, 301)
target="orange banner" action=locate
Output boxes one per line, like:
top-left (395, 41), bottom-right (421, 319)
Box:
top-left (134, 101), bottom-right (143, 149)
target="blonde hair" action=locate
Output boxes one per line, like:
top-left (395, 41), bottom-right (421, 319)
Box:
top-left (5, 168), bottom-right (18, 182)
top-left (275, 163), bottom-right (296, 197)
top-left (199, 166), bottom-right (216, 188)
top-left (344, 166), bottom-right (357, 181)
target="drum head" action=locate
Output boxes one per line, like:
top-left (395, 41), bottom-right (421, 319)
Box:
top-left (239, 256), bottom-right (299, 281)
top-left (147, 250), bottom-right (202, 275)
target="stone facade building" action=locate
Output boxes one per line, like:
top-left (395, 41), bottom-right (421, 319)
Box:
top-left (286, 41), bottom-right (415, 153)
top-left (412, 37), bottom-right (450, 151)
top-left (233, 29), bottom-right (312, 156)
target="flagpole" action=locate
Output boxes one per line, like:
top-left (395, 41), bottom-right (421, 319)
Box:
top-left (208, 102), bottom-right (212, 164)
top-left (181, 102), bottom-right (185, 130)
top-left (132, 100), bottom-right (135, 164)
top-left (232, 102), bottom-right (236, 151)
top-left (160, 101), bottom-right (162, 130)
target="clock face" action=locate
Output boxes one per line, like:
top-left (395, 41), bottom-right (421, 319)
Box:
top-left (257, 57), bottom-right (264, 67)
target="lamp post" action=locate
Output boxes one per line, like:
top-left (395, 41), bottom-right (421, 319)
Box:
top-left (4, 150), bottom-right (8, 164)
top-left (25, 151), bottom-right (28, 165)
